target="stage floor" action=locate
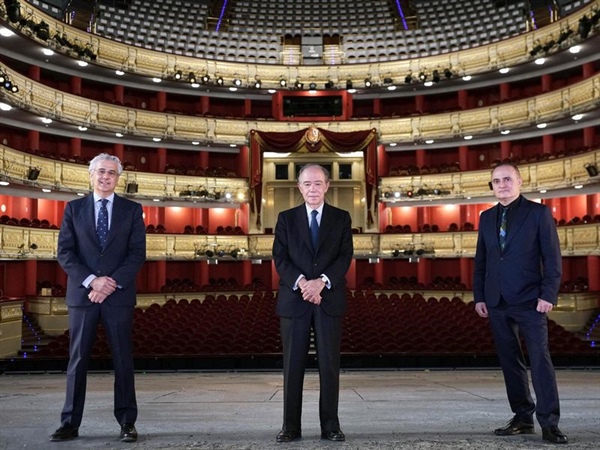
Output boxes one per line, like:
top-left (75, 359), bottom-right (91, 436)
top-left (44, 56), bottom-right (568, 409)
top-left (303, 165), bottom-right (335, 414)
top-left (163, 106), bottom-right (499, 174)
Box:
top-left (0, 369), bottom-right (598, 449)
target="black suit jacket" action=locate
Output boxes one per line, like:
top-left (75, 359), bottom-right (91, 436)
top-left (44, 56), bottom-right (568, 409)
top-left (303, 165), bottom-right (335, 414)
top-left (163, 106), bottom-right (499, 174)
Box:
top-left (57, 194), bottom-right (146, 307)
top-left (273, 203), bottom-right (353, 317)
top-left (473, 195), bottom-right (562, 307)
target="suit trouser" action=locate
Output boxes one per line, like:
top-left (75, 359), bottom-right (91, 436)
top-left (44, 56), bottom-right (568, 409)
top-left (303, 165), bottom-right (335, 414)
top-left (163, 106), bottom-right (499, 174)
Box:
top-left (280, 305), bottom-right (342, 432)
top-left (488, 300), bottom-right (560, 428)
top-left (61, 303), bottom-right (137, 427)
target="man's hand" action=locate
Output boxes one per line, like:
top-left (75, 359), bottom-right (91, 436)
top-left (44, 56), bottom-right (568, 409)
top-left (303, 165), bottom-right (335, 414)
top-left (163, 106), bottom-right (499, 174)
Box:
top-left (537, 298), bottom-right (554, 314)
top-left (88, 290), bottom-right (109, 303)
top-left (90, 276), bottom-right (117, 296)
top-left (475, 302), bottom-right (489, 318)
top-left (299, 278), bottom-right (325, 305)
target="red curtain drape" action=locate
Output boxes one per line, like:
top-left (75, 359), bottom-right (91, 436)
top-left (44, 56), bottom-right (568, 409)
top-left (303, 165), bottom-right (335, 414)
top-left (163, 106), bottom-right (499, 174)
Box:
top-left (250, 127), bottom-right (377, 229)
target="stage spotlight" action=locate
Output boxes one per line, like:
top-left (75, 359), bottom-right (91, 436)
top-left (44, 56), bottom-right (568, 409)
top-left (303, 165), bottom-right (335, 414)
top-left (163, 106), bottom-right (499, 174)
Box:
top-left (174, 70), bottom-right (182, 80)
top-left (188, 72), bottom-right (196, 84)
top-left (201, 74), bottom-right (210, 83)
top-left (27, 167), bottom-right (41, 181)
top-left (404, 74), bottom-right (412, 84)
top-left (10, 84), bottom-right (18, 93)
top-left (0, 73), bottom-right (5, 83)
top-left (126, 182), bottom-right (138, 193)
top-left (364, 78), bottom-right (372, 88)
top-left (345, 80), bottom-right (353, 90)
top-left (392, 249), bottom-right (401, 258)
top-left (432, 70), bottom-right (440, 83)
top-left (5, 0), bottom-right (21, 22)
top-left (233, 78), bottom-right (242, 87)
top-left (579, 15), bottom-right (592, 39)
top-left (383, 77), bottom-right (393, 85)
top-left (295, 80), bottom-right (303, 89)
top-left (3, 80), bottom-right (12, 91)
top-left (324, 80), bottom-right (334, 89)
top-left (444, 68), bottom-right (453, 79)
top-left (254, 80), bottom-right (262, 88)
top-left (309, 82), bottom-right (317, 91)
top-left (279, 78), bottom-right (287, 87)
top-left (216, 76), bottom-right (224, 85)
top-left (418, 71), bottom-right (426, 81)
top-left (585, 163), bottom-right (598, 177)
top-left (406, 190), bottom-right (414, 198)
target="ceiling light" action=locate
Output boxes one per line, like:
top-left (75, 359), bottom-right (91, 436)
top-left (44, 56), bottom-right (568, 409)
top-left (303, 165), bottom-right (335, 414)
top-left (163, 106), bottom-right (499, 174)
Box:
top-left (425, 139), bottom-right (434, 144)
top-left (387, 85), bottom-right (397, 91)
top-left (152, 137), bottom-right (162, 142)
top-left (539, 189), bottom-right (547, 193)
top-left (41, 188), bottom-right (52, 193)
top-left (78, 125), bottom-right (88, 131)
top-left (77, 192), bottom-right (85, 196)
top-left (462, 75), bottom-right (472, 81)
top-left (229, 144), bottom-right (237, 147)
top-left (500, 129), bottom-right (511, 135)
top-left (192, 141), bottom-right (200, 145)
top-left (534, 58), bottom-right (545, 65)
top-left (463, 135), bottom-right (473, 140)
top-left (572, 113), bottom-right (583, 121)
top-left (569, 45), bottom-right (581, 54)
top-left (190, 82), bottom-right (200, 88)
top-left (0, 27), bottom-right (15, 37)
top-left (424, 81), bottom-right (433, 87)
top-left (537, 123), bottom-right (547, 129)
top-left (389, 143), bottom-right (397, 147)
top-left (228, 87), bottom-right (238, 92)
top-left (0, 102), bottom-right (12, 111)
top-left (77, 60), bottom-right (88, 67)
top-left (115, 70), bottom-right (125, 76)
top-left (499, 67), bottom-right (510, 74)
top-left (42, 48), bottom-right (54, 56)
top-left (152, 198), bottom-right (161, 202)
top-left (0, 180), bottom-right (9, 186)
top-left (41, 117), bottom-right (52, 124)
top-left (268, 89), bottom-right (276, 94)
top-left (116, 132), bottom-right (123, 137)
top-left (574, 184), bottom-right (583, 189)
top-left (152, 77), bottom-right (162, 83)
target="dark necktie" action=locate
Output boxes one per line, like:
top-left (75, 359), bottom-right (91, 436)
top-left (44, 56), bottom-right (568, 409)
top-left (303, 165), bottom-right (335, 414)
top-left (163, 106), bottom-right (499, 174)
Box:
top-left (499, 207), bottom-right (508, 251)
top-left (310, 209), bottom-right (319, 249)
top-left (97, 199), bottom-right (109, 248)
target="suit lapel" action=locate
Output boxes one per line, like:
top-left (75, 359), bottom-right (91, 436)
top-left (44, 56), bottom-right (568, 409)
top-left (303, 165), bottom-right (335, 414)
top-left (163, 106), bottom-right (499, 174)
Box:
top-left (103, 194), bottom-right (120, 249)
top-left (504, 198), bottom-right (531, 249)
top-left (80, 195), bottom-right (100, 246)
top-left (295, 206), bottom-right (313, 250)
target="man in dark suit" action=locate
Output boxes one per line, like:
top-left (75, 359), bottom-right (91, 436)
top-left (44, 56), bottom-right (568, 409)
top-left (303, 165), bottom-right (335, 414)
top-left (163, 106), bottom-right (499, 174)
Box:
top-left (473, 162), bottom-right (567, 444)
top-left (50, 153), bottom-right (146, 443)
top-left (272, 164), bottom-right (353, 443)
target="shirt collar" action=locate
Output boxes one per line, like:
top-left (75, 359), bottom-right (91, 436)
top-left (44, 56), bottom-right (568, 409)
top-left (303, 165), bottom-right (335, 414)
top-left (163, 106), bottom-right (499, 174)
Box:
top-left (93, 193), bottom-right (115, 204)
top-left (305, 203), bottom-right (324, 218)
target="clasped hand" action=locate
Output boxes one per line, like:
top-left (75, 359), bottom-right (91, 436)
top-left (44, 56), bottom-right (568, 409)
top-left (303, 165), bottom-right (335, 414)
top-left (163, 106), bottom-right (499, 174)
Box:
top-left (88, 276), bottom-right (117, 303)
top-left (299, 278), bottom-right (325, 305)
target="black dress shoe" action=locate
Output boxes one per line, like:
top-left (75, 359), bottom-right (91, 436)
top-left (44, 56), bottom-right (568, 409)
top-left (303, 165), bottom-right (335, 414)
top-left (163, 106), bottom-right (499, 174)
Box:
top-left (321, 430), bottom-right (346, 441)
top-left (542, 426), bottom-right (568, 444)
top-left (494, 416), bottom-right (534, 435)
top-left (276, 430), bottom-right (301, 442)
top-left (120, 423), bottom-right (138, 443)
top-left (50, 425), bottom-right (79, 442)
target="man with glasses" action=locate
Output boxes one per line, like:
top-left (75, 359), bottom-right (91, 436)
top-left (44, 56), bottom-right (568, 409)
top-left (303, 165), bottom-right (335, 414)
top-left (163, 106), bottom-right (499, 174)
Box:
top-left (51, 153), bottom-right (146, 443)
top-left (473, 162), bottom-right (567, 444)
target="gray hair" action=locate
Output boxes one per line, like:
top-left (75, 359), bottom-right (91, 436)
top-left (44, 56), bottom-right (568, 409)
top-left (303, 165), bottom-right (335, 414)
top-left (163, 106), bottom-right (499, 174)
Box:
top-left (297, 163), bottom-right (330, 182)
top-left (491, 161), bottom-right (521, 178)
top-left (88, 153), bottom-right (123, 175)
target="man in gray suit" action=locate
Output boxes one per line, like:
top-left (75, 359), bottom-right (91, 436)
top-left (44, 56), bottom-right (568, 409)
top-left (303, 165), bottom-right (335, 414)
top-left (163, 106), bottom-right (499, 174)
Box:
top-left (51, 153), bottom-right (146, 443)
top-left (473, 162), bottom-right (567, 444)
top-left (273, 164), bottom-right (353, 443)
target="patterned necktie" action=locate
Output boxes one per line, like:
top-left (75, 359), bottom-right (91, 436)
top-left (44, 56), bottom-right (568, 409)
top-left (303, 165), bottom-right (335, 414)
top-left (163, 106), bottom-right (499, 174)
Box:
top-left (97, 199), bottom-right (109, 248)
top-left (499, 207), bottom-right (508, 251)
top-left (310, 209), bottom-right (319, 249)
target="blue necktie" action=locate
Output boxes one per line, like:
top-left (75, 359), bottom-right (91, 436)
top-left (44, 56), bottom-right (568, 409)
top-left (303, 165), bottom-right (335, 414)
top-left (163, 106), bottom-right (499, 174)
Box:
top-left (97, 199), bottom-right (109, 248)
top-left (499, 207), bottom-right (508, 251)
top-left (310, 209), bottom-right (319, 250)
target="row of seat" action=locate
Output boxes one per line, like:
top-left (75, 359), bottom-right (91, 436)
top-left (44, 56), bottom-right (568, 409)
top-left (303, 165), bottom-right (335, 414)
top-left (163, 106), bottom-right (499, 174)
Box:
top-left (34, 290), bottom-right (594, 358)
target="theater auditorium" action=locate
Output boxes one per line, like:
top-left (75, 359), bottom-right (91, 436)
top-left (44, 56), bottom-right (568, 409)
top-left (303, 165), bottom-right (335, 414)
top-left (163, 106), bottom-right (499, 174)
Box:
top-left (0, 0), bottom-right (599, 448)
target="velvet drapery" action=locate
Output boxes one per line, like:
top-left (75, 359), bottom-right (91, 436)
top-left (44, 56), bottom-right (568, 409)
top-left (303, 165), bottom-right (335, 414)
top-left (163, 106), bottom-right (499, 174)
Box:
top-left (249, 127), bottom-right (377, 229)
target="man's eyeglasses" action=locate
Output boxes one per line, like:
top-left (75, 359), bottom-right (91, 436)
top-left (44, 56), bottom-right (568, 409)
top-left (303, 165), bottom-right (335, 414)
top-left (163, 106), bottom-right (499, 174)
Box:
top-left (95, 169), bottom-right (118, 177)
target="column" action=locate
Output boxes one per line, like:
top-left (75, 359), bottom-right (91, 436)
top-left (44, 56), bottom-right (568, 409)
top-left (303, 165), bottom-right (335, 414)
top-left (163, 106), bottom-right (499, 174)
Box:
top-left (373, 98), bottom-right (381, 117)
top-left (374, 259), bottom-right (384, 285)
top-left (415, 149), bottom-right (426, 168)
top-left (587, 256), bottom-right (599, 291)
top-left (500, 140), bottom-right (511, 160)
top-left (70, 76), bottom-right (82, 96)
top-left (415, 95), bottom-right (425, 113)
top-left (28, 65), bottom-right (41, 81)
top-left (242, 260), bottom-right (252, 287)
top-left (583, 126), bottom-right (596, 148)
top-left (244, 98), bottom-right (252, 117)
top-left (377, 144), bottom-right (388, 176)
top-left (25, 260), bottom-right (37, 297)
top-left (113, 85), bottom-right (124, 104)
top-left (457, 90), bottom-right (467, 110)
top-left (70, 137), bottom-right (81, 158)
top-left (113, 143), bottom-right (124, 161)
top-left (458, 145), bottom-right (468, 170)
top-left (460, 258), bottom-right (471, 289)
top-left (542, 134), bottom-right (554, 154)
top-left (417, 258), bottom-right (431, 286)
top-left (499, 83), bottom-right (510, 102)
top-left (199, 151), bottom-right (209, 169)
top-left (157, 147), bottom-right (167, 172)
top-left (541, 74), bottom-right (552, 93)
top-left (28, 130), bottom-right (40, 151)
top-left (156, 91), bottom-right (167, 112)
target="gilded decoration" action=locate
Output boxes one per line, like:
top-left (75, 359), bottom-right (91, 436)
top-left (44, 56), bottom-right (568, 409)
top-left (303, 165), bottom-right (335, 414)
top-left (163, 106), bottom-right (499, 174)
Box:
top-left (0, 304), bottom-right (23, 322)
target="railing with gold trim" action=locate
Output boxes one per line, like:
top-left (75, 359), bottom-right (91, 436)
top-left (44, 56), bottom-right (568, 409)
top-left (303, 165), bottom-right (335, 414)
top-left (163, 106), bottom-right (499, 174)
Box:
top-left (1, 62), bottom-right (598, 146)
top-left (379, 150), bottom-right (600, 201)
top-left (0, 145), bottom-right (249, 202)
top-left (2, 1), bottom-right (598, 89)
top-left (2, 223), bottom-right (598, 260)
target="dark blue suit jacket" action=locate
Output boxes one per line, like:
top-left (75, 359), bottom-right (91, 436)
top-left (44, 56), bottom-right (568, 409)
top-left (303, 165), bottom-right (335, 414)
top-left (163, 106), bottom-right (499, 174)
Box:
top-left (273, 203), bottom-right (353, 317)
top-left (57, 194), bottom-right (146, 307)
top-left (473, 196), bottom-right (562, 307)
